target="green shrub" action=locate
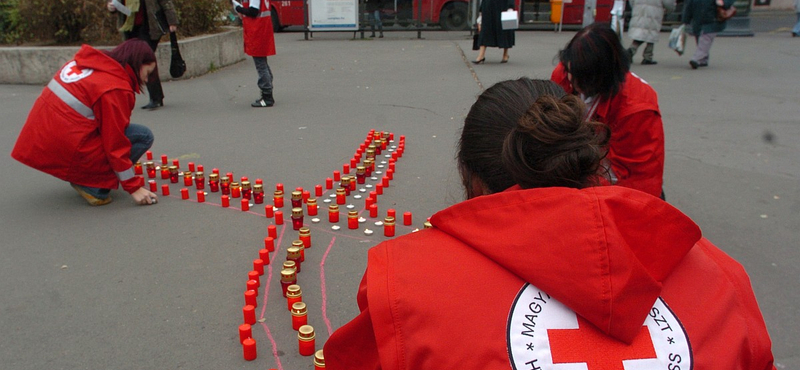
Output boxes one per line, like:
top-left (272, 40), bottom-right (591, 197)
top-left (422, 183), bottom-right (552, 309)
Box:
top-left (0, 0), bottom-right (229, 46)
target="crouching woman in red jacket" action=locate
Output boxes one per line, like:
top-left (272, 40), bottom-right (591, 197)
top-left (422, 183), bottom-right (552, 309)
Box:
top-left (323, 78), bottom-right (775, 370)
top-left (12, 39), bottom-right (159, 206)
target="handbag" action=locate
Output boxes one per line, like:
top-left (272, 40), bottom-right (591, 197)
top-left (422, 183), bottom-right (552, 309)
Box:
top-left (472, 34), bottom-right (480, 51)
top-left (716, 5), bottom-right (736, 22)
top-left (500, 10), bottom-right (518, 30)
top-left (667, 24), bottom-right (686, 56)
top-left (169, 31), bottom-right (186, 78)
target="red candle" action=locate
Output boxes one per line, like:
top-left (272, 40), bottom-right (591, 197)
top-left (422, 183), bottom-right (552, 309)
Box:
top-left (169, 166), bottom-right (179, 182)
top-left (221, 195), bottom-right (229, 208)
top-left (384, 216), bottom-right (395, 237)
top-left (265, 204), bottom-right (274, 218)
top-left (242, 338), bottom-right (257, 361)
top-left (148, 180), bottom-right (157, 192)
top-left (315, 184), bottom-right (323, 197)
top-left (181, 188), bottom-right (189, 200)
top-left (146, 162), bottom-right (156, 178)
top-left (146, 150), bottom-right (153, 161)
top-left (161, 184), bottom-right (170, 196)
top-left (238, 323), bottom-right (252, 344)
top-left (388, 209), bottom-right (396, 218)
top-left (183, 172), bottom-right (193, 186)
top-left (241, 181), bottom-right (252, 200)
top-left (350, 158), bottom-right (357, 169)
top-left (333, 170), bottom-right (340, 181)
top-left (241, 198), bottom-right (250, 212)
top-left (259, 249), bottom-right (270, 265)
top-left (343, 163), bottom-right (350, 174)
top-left (231, 185), bottom-right (241, 198)
top-left (247, 279), bottom-right (258, 291)
top-left (387, 169), bottom-right (394, 180)
top-left (286, 246), bottom-right (302, 273)
top-left (253, 184), bottom-right (264, 204)
top-left (298, 325), bottom-right (316, 356)
top-left (302, 190), bottom-right (310, 203)
top-left (382, 176), bottom-right (389, 188)
top-left (356, 166), bottom-right (366, 184)
top-left (226, 172), bottom-right (234, 183)
top-left (244, 290), bottom-right (257, 308)
top-left (172, 159), bottom-right (180, 169)
top-left (221, 177), bottom-right (230, 195)
top-left (268, 225), bottom-right (277, 239)
top-left (253, 259), bottom-right (264, 275)
top-left (369, 204), bottom-right (378, 218)
top-left (195, 171), bottom-right (205, 190)
top-left (328, 205), bottom-right (339, 223)
top-left (197, 164), bottom-right (204, 173)
top-left (376, 183), bottom-right (383, 195)
top-left (276, 183), bottom-right (284, 192)
top-left (286, 284), bottom-right (302, 311)
top-left (403, 211), bottom-right (412, 226)
top-left (291, 208), bottom-right (304, 231)
top-left (160, 154), bottom-right (168, 165)
top-left (291, 191), bottom-right (302, 208)
top-left (299, 227), bottom-right (311, 248)
top-left (255, 178), bottom-right (262, 185)
top-left (281, 269), bottom-right (297, 297)
top-left (314, 349), bottom-right (325, 370)
top-left (264, 237), bottom-right (275, 252)
top-left (307, 199), bottom-right (318, 216)
top-left (347, 210), bottom-right (358, 229)
top-left (188, 162), bottom-right (195, 172)
top-left (325, 177), bottom-right (333, 189)
top-left (248, 270), bottom-right (260, 286)
top-left (196, 190), bottom-right (206, 202)
top-left (275, 211), bottom-right (284, 225)
top-left (291, 302), bottom-right (308, 330)
top-left (208, 174), bottom-right (219, 192)
top-left (243, 305), bottom-right (256, 325)
top-left (160, 167), bottom-right (169, 180)
top-left (335, 188), bottom-right (346, 205)
top-left (273, 191), bottom-right (284, 208)
top-left (134, 162), bottom-right (142, 175)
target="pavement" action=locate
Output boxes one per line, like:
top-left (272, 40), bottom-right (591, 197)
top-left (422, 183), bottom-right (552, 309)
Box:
top-left (1, 11), bottom-right (798, 370)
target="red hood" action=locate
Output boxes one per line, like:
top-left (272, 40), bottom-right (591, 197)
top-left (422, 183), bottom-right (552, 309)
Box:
top-left (74, 45), bottom-right (140, 93)
top-left (429, 186), bottom-right (701, 344)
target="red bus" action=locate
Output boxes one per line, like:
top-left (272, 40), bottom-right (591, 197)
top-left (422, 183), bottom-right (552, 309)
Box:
top-left (270, 0), bottom-right (471, 31)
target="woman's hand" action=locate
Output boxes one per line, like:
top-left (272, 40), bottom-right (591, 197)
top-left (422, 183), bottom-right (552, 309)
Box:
top-left (131, 187), bottom-right (158, 205)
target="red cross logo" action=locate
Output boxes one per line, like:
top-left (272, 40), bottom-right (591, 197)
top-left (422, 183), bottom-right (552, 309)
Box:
top-left (548, 316), bottom-right (657, 370)
top-left (60, 61), bottom-right (92, 83)
top-left (67, 63), bottom-right (83, 76)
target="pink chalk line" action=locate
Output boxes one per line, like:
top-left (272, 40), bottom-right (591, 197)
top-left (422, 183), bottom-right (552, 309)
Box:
top-left (319, 237), bottom-right (337, 336)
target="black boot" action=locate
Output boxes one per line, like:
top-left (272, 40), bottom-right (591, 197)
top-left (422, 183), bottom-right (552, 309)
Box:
top-left (251, 93), bottom-right (274, 107)
top-left (141, 99), bottom-right (163, 110)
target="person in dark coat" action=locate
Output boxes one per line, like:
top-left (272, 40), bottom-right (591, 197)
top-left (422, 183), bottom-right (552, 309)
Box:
top-left (107, 0), bottom-right (180, 110)
top-left (682, 0), bottom-right (735, 69)
top-left (473, 0), bottom-right (515, 64)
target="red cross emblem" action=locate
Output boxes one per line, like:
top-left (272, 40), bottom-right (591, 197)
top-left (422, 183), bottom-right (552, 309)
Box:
top-left (548, 316), bottom-right (657, 370)
top-left (60, 61), bottom-right (93, 83)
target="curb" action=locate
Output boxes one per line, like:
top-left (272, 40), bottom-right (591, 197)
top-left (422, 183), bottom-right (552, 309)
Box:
top-left (0, 27), bottom-right (247, 85)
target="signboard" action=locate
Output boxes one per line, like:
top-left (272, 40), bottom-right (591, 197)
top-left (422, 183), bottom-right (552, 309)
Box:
top-left (308, 0), bottom-right (359, 31)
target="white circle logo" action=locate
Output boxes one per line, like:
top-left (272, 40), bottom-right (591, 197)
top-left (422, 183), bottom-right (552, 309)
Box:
top-left (507, 283), bottom-right (692, 370)
top-left (59, 61), bottom-right (93, 83)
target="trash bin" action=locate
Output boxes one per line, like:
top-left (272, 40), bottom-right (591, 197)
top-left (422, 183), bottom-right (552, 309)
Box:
top-left (550, 0), bottom-right (563, 24)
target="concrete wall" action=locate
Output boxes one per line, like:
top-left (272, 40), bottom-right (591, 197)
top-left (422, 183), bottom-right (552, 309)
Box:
top-left (0, 27), bottom-right (246, 85)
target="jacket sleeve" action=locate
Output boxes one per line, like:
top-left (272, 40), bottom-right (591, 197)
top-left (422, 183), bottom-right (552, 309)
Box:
top-left (324, 272), bottom-right (382, 370)
top-left (95, 89), bottom-right (144, 194)
top-left (159, 0), bottom-right (180, 25)
top-left (682, 0), bottom-right (693, 24)
top-left (607, 109), bottom-right (664, 197)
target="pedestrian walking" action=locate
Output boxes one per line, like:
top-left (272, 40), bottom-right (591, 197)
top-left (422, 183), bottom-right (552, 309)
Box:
top-left (626, 0), bottom-right (676, 65)
top-left (682, 0), bottom-right (736, 69)
top-left (472, 0), bottom-right (515, 64)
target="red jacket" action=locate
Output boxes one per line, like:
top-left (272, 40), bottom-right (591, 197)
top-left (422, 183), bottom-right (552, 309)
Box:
top-left (324, 186), bottom-right (775, 370)
top-left (242, 0), bottom-right (276, 57)
top-left (11, 45), bottom-right (144, 193)
top-left (551, 63), bottom-right (664, 197)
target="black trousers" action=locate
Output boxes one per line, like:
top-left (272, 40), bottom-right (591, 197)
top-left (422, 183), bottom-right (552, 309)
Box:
top-left (125, 28), bottom-right (164, 102)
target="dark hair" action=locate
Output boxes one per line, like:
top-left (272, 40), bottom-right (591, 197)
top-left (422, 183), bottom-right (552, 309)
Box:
top-left (557, 23), bottom-right (629, 98)
top-left (103, 39), bottom-right (157, 90)
top-left (458, 78), bottom-right (609, 198)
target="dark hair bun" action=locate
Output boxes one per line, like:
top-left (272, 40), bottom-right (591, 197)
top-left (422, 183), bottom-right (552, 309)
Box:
top-left (501, 94), bottom-right (609, 189)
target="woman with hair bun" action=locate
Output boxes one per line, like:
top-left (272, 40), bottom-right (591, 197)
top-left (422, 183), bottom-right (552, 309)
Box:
top-left (323, 78), bottom-right (775, 370)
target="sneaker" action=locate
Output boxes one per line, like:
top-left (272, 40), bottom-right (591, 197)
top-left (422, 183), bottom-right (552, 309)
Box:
top-left (641, 59), bottom-right (658, 65)
top-left (141, 100), bottom-right (163, 110)
top-left (71, 184), bottom-right (113, 206)
top-left (251, 97), bottom-right (274, 108)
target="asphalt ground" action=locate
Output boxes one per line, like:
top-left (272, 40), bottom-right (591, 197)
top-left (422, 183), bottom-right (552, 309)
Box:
top-left (1, 11), bottom-right (798, 369)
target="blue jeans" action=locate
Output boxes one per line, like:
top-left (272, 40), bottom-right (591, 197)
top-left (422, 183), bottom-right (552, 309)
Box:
top-left (793, 12), bottom-right (800, 35)
top-left (77, 123), bottom-right (154, 198)
top-left (253, 56), bottom-right (274, 96)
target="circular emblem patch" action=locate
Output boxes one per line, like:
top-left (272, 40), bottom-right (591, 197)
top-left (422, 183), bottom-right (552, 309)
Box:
top-left (507, 283), bottom-right (692, 370)
top-left (59, 61), bottom-right (93, 83)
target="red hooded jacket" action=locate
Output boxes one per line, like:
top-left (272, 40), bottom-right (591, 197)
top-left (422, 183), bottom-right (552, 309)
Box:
top-left (551, 63), bottom-right (664, 198)
top-left (11, 45), bottom-right (144, 193)
top-left (242, 0), bottom-right (276, 57)
top-left (324, 186), bottom-right (775, 370)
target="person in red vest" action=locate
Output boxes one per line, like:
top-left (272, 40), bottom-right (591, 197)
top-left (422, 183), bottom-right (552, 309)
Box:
top-left (551, 23), bottom-right (664, 199)
top-left (232, 0), bottom-right (277, 107)
top-left (11, 39), bottom-right (159, 206)
top-left (323, 78), bottom-right (776, 370)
